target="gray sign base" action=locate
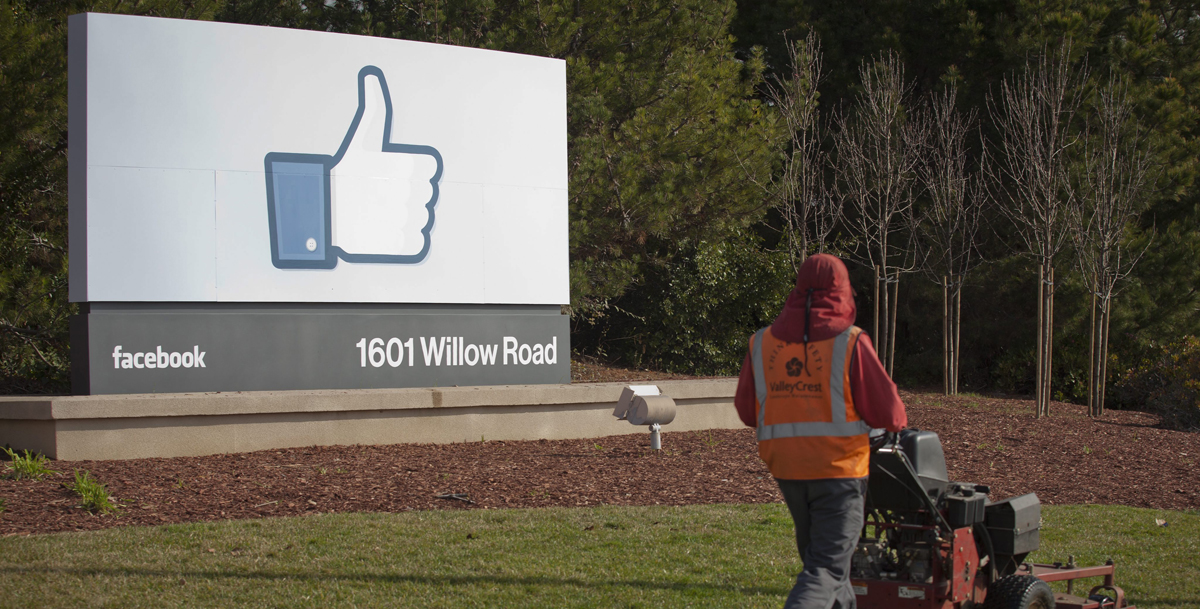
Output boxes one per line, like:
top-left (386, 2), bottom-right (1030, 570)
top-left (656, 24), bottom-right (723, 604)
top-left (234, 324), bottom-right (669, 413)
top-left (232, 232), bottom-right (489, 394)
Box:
top-left (71, 303), bottom-right (570, 395)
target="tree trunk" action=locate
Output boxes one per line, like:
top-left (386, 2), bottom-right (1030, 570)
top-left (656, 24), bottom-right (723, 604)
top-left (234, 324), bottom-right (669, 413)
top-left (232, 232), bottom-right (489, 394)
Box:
top-left (1036, 265), bottom-right (1045, 417)
top-left (943, 276), bottom-right (949, 395)
top-left (1098, 295), bottom-right (1113, 417)
top-left (874, 265), bottom-right (881, 354)
top-left (1042, 267), bottom-right (1056, 417)
top-left (888, 271), bottom-right (899, 377)
top-left (1088, 278), bottom-right (1097, 417)
top-left (953, 280), bottom-right (961, 395)
top-left (878, 267), bottom-right (891, 374)
top-left (799, 231), bottom-right (809, 270)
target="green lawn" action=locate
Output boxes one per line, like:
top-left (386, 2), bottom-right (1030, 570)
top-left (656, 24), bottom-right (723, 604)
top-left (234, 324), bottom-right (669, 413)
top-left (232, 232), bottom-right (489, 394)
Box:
top-left (1035, 505), bottom-right (1200, 608)
top-left (0, 504), bottom-right (1196, 608)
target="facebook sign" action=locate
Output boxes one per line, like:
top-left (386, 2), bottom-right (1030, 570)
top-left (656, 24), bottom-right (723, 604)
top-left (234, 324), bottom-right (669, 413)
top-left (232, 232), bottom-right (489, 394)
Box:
top-left (68, 14), bottom-right (569, 394)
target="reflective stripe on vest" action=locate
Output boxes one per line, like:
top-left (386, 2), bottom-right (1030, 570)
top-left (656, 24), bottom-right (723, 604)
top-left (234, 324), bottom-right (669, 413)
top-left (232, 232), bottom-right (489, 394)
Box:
top-left (751, 326), bottom-right (870, 441)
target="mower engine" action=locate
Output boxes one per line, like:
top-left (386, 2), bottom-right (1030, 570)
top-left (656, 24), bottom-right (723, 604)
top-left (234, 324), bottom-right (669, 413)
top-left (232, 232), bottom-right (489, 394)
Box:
top-left (850, 429), bottom-right (1135, 609)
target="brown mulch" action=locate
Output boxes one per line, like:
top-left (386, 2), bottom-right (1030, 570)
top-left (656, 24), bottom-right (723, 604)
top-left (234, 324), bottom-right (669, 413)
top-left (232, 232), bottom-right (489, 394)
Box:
top-left (569, 356), bottom-right (724, 383)
top-left (1, 390), bottom-right (1197, 536)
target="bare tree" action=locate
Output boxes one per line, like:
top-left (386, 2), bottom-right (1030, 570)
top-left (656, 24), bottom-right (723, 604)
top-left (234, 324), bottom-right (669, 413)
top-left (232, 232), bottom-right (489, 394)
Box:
top-left (835, 51), bottom-right (919, 374)
top-left (989, 44), bottom-right (1087, 418)
top-left (1073, 77), bottom-right (1153, 418)
top-left (766, 32), bottom-right (841, 268)
top-left (913, 83), bottom-right (987, 395)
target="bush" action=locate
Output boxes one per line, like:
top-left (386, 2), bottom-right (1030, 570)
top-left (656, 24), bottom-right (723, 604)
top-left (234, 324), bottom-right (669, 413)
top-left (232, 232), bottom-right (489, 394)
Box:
top-left (581, 231), bottom-right (793, 376)
top-left (67, 469), bottom-right (119, 514)
top-left (1113, 336), bottom-right (1200, 431)
top-left (2, 446), bottom-right (58, 480)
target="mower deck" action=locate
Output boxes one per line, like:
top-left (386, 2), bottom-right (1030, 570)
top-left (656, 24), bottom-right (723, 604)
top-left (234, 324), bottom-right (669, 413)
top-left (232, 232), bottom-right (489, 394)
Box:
top-left (1020, 561), bottom-right (1135, 609)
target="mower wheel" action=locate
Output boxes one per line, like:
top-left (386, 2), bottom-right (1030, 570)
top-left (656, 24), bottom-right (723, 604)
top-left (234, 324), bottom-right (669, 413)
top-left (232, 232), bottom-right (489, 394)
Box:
top-left (983, 575), bottom-right (1055, 609)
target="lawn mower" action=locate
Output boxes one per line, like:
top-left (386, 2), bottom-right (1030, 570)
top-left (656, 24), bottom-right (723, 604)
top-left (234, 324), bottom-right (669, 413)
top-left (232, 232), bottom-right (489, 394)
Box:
top-left (850, 429), bottom-right (1135, 609)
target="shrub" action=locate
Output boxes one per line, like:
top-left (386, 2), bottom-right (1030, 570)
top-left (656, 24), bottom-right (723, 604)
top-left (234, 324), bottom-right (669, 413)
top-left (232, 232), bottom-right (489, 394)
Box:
top-left (1113, 336), bottom-right (1200, 431)
top-left (992, 348), bottom-right (1035, 395)
top-left (67, 470), bottom-right (119, 514)
top-left (583, 232), bottom-right (793, 376)
top-left (2, 447), bottom-right (59, 480)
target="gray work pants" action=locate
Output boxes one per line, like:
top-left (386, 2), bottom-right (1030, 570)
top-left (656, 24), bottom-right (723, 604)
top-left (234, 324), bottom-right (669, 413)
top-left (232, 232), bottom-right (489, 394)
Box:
top-left (776, 477), bottom-right (867, 609)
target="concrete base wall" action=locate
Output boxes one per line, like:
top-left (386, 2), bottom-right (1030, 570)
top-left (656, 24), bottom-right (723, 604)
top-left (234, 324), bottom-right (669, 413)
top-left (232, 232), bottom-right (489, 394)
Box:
top-left (0, 379), bottom-right (739, 460)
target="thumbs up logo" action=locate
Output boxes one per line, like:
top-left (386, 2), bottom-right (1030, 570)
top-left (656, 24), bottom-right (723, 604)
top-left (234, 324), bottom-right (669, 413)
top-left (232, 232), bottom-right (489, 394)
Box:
top-left (264, 66), bottom-right (444, 269)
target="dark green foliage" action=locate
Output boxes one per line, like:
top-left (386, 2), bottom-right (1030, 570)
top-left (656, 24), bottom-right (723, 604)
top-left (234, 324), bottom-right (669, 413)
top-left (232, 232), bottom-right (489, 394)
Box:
top-left (1113, 335), bottom-right (1200, 430)
top-left (578, 230), bottom-right (793, 375)
top-left (733, 0), bottom-right (1200, 407)
top-left (564, 6), bottom-right (780, 316)
top-left (1, 0), bottom-right (73, 392)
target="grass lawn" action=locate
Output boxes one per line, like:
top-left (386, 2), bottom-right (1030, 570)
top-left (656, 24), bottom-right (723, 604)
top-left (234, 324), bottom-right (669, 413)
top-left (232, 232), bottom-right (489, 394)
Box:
top-left (1, 504), bottom-right (1196, 608)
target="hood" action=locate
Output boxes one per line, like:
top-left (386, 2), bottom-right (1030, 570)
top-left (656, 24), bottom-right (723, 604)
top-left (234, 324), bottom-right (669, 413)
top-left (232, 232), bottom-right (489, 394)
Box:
top-left (770, 254), bottom-right (857, 343)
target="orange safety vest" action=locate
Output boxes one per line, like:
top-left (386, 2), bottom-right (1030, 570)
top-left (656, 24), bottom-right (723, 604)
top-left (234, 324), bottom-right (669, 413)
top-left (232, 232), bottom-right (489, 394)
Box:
top-left (750, 325), bottom-right (871, 480)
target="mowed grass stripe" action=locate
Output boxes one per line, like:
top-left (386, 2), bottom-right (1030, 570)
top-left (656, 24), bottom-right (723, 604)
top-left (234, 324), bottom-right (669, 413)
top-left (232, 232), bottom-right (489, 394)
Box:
top-left (1, 504), bottom-right (1196, 608)
top-left (1037, 504), bottom-right (1200, 608)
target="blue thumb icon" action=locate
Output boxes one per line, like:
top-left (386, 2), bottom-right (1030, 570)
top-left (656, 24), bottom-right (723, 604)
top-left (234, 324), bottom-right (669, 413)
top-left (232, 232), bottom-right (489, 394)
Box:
top-left (264, 66), bottom-right (444, 270)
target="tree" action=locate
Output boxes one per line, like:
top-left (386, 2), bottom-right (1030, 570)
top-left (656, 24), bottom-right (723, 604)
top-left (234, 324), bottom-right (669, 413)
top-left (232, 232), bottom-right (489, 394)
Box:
top-left (0, 0), bottom-right (71, 392)
top-left (912, 83), bottom-right (987, 395)
top-left (559, 2), bottom-right (780, 327)
top-left (603, 230), bottom-right (792, 374)
top-left (763, 31), bottom-right (840, 269)
top-left (1073, 77), bottom-right (1153, 417)
top-left (990, 44), bottom-right (1087, 417)
top-left (834, 51), bottom-right (919, 374)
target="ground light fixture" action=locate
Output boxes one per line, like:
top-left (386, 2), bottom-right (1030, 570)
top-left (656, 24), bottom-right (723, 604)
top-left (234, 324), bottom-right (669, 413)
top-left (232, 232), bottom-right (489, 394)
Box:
top-left (612, 385), bottom-right (676, 449)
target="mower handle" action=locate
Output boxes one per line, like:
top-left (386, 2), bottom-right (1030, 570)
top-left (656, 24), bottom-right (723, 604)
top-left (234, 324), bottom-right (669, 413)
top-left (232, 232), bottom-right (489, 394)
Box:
top-left (869, 429), bottom-right (899, 450)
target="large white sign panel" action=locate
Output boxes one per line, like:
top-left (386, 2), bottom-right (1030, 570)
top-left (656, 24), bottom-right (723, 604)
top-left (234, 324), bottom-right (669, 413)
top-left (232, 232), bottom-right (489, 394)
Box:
top-left (68, 13), bottom-right (568, 304)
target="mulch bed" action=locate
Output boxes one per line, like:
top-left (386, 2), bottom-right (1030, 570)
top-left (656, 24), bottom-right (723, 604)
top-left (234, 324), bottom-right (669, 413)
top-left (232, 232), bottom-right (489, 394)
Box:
top-left (1, 390), bottom-right (1197, 536)
top-left (569, 356), bottom-right (724, 383)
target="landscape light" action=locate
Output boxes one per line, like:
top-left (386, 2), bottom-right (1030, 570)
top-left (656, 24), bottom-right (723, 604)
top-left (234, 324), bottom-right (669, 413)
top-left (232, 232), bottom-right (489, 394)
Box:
top-left (613, 385), bottom-right (676, 449)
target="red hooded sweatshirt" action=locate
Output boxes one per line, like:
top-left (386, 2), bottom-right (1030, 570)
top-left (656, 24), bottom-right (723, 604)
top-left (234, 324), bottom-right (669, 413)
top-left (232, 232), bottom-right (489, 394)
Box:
top-left (734, 254), bottom-right (907, 432)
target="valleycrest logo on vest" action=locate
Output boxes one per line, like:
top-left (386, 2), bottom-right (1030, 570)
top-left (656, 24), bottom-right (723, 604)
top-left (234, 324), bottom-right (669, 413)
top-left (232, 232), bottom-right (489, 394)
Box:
top-left (785, 357), bottom-right (806, 376)
top-left (769, 379), bottom-right (824, 395)
top-left (768, 344), bottom-right (823, 377)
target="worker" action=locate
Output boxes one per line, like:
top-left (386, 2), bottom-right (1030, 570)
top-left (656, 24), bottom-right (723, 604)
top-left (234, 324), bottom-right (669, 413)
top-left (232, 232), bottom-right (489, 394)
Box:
top-left (734, 253), bottom-right (906, 609)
